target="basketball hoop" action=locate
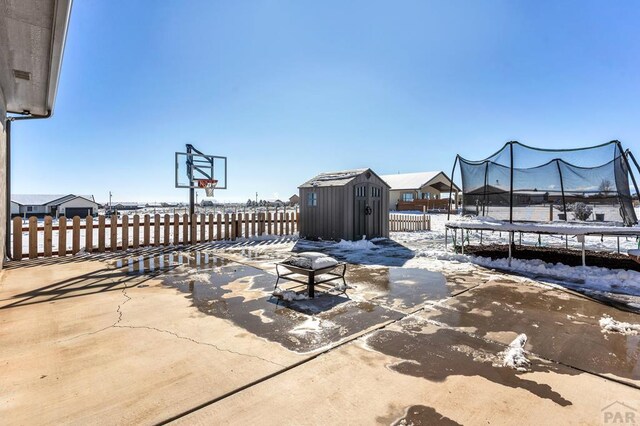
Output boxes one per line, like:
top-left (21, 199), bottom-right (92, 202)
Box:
top-left (197, 179), bottom-right (218, 197)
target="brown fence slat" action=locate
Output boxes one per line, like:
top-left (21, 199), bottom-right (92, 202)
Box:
top-left (230, 213), bottom-right (236, 240)
top-left (208, 213), bottom-right (214, 242)
top-left (173, 213), bottom-right (180, 245)
top-left (199, 214), bottom-right (205, 243)
top-left (223, 214), bottom-right (229, 240)
top-left (267, 212), bottom-right (272, 235)
top-left (143, 214), bottom-right (151, 247)
top-left (164, 214), bottom-right (170, 246)
top-left (28, 216), bottom-right (38, 259)
top-left (98, 215), bottom-right (106, 252)
top-left (154, 214), bottom-right (161, 246)
top-left (133, 214), bottom-right (140, 249)
top-left (190, 214), bottom-right (197, 244)
top-left (86, 215), bottom-right (93, 253)
top-left (182, 214), bottom-right (189, 245)
top-left (285, 212), bottom-right (290, 235)
top-left (12, 217), bottom-right (22, 260)
top-left (72, 216), bottom-right (81, 255)
top-left (122, 215), bottom-right (129, 250)
top-left (216, 214), bottom-right (222, 241)
top-left (59, 216), bottom-right (67, 256)
top-left (110, 215), bottom-right (118, 251)
top-left (243, 213), bottom-right (249, 238)
top-left (44, 216), bottom-right (53, 257)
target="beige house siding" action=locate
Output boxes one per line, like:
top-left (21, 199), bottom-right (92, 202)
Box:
top-left (58, 197), bottom-right (99, 216)
top-left (388, 173), bottom-right (453, 210)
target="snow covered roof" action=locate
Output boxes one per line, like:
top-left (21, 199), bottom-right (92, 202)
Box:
top-left (12, 194), bottom-right (95, 206)
top-left (299, 169), bottom-right (369, 188)
top-left (380, 171), bottom-right (459, 191)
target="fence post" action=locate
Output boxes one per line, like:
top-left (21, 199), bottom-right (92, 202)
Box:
top-left (133, 214), bottom-right (140, 249)
top-left (44, 216), bottom-right (53, 257)
top-left (164, 214), bottom-right (170, 246)
top-left (154, 214), bottom-right (161, 246)
top-left (59, 216), bottom-right (67, 256)
top-left (182, 213), bottom-right (189, 244)
top-left (72, 216), bottom-right (81, 255)
top-left (222, 213), bottom-right (228, 240)
top-left (12, 217), bottom-right (22, 260)
top-left (29, 216), bottom-right (38, 259)
top-left (86, 215), bottom-right (93, 253)
top-left (267, 212), bottom-right (272, 235)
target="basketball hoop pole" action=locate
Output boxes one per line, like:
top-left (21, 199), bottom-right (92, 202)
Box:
top-left (188, 144), bottom-right (195, 217)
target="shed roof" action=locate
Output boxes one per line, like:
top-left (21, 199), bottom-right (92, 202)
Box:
top-left (380, 171), bottom-right (460, 192)
top-left (299, 168), bottom-right (390, 188)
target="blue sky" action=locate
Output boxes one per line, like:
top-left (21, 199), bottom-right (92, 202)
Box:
top-left (11, 1), bottom-right (640, 203)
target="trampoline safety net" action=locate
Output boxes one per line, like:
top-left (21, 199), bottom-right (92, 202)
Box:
top-left (453, 141), bottom-right (640, 226)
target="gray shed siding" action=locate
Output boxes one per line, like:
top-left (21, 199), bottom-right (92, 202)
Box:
top-left (299, 169), bottom-right (389, 241)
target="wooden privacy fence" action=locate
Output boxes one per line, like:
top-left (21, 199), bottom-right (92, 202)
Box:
top-left (389, 212), bottom-right (431, 232)
top-left (12, 212), bottom-right (299, 261)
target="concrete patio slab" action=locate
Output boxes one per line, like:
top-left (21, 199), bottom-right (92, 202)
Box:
top-left (419, 277), bottom-right (640, 387)
top-left (176, 319), bottom-right (639, 425)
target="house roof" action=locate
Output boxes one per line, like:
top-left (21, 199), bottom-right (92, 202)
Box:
top-left (12, 194), bottom-right (94, 206)
top-left (299, 168), bottom-right (390, 188)
top-left (380, 171), bottom-right (460, 192)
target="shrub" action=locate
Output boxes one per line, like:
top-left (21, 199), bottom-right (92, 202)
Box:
top-left (571, 202), bottom-right (593, 221)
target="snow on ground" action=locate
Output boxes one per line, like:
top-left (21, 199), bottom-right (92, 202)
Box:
top-left (599, 315), bottom-right (640, 335)
top-left (500, 334), bottom-right (530, 372)
top-left (333, 237), bottom-right (377, 250)
top-left (273, 288), bottom-right (309, 302)
top-left (385, 213), bottom-right (640, 305)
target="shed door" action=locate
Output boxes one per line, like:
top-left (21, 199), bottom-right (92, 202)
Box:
top-left (354, 184), bottom-right (367, 239)
top-left (369, 185), bottom-right (382, 238)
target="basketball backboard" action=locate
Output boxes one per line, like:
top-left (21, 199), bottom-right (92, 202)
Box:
top-left (175, 151), bottom-right (227, 189)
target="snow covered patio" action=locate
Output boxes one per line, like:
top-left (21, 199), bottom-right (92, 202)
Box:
top-left (2, 223), bottom-right (640, 424)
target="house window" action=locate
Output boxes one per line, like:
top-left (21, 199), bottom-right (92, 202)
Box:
top-left (307, 192), bottom-right (317, 206)
top-left (402, 192), bottom-right (414, 202)
top-left (27, 206), bottom-right (33, 212)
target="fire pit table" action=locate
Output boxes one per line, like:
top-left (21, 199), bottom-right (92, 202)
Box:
top-left (274, 254), bottom-right (347, 298)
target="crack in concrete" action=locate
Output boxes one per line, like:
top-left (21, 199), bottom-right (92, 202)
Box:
top-left (57, 268), bottom-right (285, 368)
top-left (111, 324), bottom-right (286, 368)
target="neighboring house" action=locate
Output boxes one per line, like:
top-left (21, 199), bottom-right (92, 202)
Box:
top-left (288, 194), bottom-right (300, 205)
top-left (109, 202), bottom-right (142, 211)
top-left (380, 171), bottom-right (460, 210)
top-left (11, 194), bottom-right (98, 218)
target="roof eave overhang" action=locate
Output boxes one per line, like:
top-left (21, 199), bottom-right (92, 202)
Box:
top-left (45, 0), bottom-right (73, 116)
top-left (7, 0), bottom-right (73, 117)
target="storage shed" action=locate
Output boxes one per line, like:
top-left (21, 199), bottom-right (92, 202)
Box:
top-left (299, 168), bottom-right (390, 241)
